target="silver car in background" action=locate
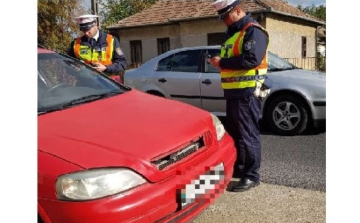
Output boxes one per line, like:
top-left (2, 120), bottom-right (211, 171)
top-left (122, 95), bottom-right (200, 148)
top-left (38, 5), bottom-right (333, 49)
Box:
top-left (124, 46), bottom-right (326, 136)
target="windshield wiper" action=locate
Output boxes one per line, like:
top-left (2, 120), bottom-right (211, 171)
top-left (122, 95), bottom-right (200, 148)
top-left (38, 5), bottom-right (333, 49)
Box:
top-left (38, 91), bottom-right (121, 114)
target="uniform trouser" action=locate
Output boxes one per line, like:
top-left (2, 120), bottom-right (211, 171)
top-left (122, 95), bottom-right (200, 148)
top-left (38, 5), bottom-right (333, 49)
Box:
top-left (226, 95), bottom-right (261, 182)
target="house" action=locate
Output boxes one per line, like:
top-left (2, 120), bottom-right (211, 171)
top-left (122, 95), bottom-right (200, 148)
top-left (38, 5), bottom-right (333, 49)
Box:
top-left (107, 0), bottom-right (325, 70)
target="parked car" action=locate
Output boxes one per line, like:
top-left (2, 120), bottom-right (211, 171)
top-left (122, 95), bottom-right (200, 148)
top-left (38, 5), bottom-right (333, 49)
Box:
top-left (124, 46), bottom-right (326, 136)
top-left (37, 46), bottom-right (236, 223)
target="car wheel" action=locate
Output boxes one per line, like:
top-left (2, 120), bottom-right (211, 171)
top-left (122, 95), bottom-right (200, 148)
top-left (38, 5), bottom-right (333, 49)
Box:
top-left (266, 95), bottom-right (308, 136)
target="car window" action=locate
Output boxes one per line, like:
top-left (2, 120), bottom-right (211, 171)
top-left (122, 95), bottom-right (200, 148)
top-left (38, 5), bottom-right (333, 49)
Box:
top-left (268, 52), bottom-right (296, 70)
top-left (157, 50), bottom-right (201, 72)
top-left (205, 49), bottom-right (221, 73)
top-left (203, 50), bottom-right (296, 73)
top-left (38, 52), bottom-right (128, 114)
top-left (157, 54), bottom-right (174, 71)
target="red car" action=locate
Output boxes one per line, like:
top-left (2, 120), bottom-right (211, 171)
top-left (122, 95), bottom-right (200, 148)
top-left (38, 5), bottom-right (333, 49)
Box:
top-left (38, 46), bottom-right (236, 223)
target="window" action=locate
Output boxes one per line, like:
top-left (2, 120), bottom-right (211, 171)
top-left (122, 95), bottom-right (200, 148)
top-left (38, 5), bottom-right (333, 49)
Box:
top-left (130, 40), bottom-right (142, 64)
top-left (205, 49), bottom-right (221, 73)
top-left (301, 36), bottom-right (307, 58)
top-left (207, 33), bottom-right (226, 46)
top-left (157, 38), bottom-right (170, 55)
top-left (157, 54), bottom-right (174, 71)
top-left (157, 50), bottom-right (201, 72)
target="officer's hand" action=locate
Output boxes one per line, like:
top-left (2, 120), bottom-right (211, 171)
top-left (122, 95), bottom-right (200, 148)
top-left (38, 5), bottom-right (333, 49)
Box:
top-left (207, 56), bottom-right (221, 68)
top-left (92, 62), bottom-right (107, 72)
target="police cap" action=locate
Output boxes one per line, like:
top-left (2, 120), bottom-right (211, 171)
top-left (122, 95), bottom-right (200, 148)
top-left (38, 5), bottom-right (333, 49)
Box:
top-left (74, 14), bottom-right (98, 31)
top-left (211, 0), bottom-right (240, 20)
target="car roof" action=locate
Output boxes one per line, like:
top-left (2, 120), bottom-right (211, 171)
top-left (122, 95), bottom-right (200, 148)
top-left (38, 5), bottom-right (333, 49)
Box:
top-left (149, 45), bottom-right (221, 60)
top-left (169, 45), bottom-right (221, 52)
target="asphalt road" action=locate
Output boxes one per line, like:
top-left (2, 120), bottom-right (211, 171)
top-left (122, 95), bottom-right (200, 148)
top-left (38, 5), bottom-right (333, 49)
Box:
top-left (259, 126), bottom-right (326, 191)
top-left (219, 117), bottom-right (326, 192)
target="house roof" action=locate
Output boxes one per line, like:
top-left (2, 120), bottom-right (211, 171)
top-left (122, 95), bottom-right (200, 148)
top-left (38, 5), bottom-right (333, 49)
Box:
top-left (108, 0), bottom-right (325, 29)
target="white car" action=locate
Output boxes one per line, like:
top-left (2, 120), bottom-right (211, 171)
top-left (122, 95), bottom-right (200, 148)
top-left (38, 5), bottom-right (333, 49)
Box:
top-left (125, 46), bottom-right (326, 136)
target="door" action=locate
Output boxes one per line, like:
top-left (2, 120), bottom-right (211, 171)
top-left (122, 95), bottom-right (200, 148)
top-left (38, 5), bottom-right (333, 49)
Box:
top-left (152, 50), bottom-right (202, 109)
top-left (199, 48), bottom-right (226, 115)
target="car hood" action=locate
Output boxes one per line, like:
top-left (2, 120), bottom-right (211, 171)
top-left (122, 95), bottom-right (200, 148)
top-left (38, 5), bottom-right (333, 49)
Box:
top-left (38, 89), bottom-right (213, 182)
top-left (269, 69), bottom-right (326, 83)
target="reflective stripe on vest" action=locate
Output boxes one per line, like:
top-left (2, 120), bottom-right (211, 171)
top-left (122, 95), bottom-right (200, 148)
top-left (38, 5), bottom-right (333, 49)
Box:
top-left (221, 74), bottom-right (265, 83)
top-left (74, 34), bottom-right (114, 66)
top-left (220, 22), bottom-right (269, 89)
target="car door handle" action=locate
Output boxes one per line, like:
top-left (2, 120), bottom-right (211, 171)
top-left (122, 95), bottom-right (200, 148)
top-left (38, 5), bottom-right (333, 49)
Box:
top-left (158, 78), bottom-right (167, 83)
top-left (202, 79), bottom-right (212, 85)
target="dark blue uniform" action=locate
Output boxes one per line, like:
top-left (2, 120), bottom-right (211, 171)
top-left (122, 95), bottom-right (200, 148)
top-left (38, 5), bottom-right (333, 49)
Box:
top-left (220, 13), bottom-right (269, 184)
top-left (68, 30), bottom-right (127, 74)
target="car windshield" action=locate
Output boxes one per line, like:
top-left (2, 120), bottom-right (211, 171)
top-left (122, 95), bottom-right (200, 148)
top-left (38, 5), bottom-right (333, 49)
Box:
top-left (38, 51), bottom-right (129, 114)
top-left (268, 52), bottom-right (297, 71)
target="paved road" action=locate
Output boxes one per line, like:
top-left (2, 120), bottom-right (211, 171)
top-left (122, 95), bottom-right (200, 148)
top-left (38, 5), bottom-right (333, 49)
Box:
top-left (219, 117), bottom-right (326, 192)
top-left (260, 127), bottom-right (326, 191)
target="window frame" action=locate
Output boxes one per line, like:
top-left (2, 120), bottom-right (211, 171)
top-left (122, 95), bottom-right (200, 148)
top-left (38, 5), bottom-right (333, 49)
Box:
top-left (301, 36), bottom-right (307, 58)
top-left (157, 38), bottom-right (170, 55)
top-left (130, 40), bottom-right (142, 64)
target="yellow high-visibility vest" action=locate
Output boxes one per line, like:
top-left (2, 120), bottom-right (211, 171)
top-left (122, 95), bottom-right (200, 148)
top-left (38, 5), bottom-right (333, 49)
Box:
top-left (74, 34), bottom-right (114, 66)
top-left (220, 22), bottom-right (269, 89)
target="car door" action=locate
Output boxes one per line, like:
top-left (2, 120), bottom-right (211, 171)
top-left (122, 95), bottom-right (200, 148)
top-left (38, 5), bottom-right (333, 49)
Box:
top-left (199, 48), bottom-right (226, 115)
top-left (152, 50), bottom-right (202, 108)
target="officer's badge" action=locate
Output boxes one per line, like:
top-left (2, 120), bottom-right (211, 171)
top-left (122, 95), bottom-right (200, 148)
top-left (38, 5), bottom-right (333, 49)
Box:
top-left (80, 49), bottom-right (89, 54)
top-left (115, 47), bottom-right (124, 56)
top-left (225, 44), bottom-right (233, 49)
top-left (244, 40), bottom-right (255, 51)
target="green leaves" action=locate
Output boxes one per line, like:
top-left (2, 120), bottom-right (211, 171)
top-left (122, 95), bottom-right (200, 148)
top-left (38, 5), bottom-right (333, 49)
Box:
top-left (38, 0), bottom-right (86, 52)
top-left (37, 0), bottom-right (158, 50)
top-left (297, 4), bottom-right (326, 21)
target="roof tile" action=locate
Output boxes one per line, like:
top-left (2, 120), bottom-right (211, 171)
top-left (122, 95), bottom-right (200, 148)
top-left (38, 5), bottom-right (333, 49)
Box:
top-left (109, 0), bottom-right (324, 28)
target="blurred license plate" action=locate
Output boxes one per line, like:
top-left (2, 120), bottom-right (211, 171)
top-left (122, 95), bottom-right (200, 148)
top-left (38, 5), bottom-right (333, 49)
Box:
top-left (180, 163), bottom-right (225, 208)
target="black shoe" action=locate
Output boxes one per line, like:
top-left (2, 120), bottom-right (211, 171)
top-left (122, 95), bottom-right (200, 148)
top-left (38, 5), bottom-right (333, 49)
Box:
top-left (232, 178), bottom-right (260, 192)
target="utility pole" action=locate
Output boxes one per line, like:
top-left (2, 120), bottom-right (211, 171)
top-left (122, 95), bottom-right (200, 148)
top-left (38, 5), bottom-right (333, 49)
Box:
top-left (91, 0), bottom-right (101, 29)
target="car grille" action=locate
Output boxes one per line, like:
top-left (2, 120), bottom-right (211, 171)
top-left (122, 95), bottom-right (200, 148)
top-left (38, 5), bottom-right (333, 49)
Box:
top-left (151, 136), bottom-right (205, 170)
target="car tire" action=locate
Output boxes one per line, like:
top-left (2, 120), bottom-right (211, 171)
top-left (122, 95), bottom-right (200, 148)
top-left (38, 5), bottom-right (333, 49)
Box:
top-left (266, 95), bottom-right (308, 136)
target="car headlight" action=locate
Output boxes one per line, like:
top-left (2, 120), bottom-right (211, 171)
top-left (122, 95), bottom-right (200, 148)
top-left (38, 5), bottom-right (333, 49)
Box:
top-left (56, 168), bottom-right (147, 201)
top-left (211, 114), bottom-right (226, 141)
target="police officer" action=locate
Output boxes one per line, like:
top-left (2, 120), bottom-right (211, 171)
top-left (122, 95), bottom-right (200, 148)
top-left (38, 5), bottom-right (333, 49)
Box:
top-left (68, 14), bottom-right (127, 83)
top-left (208, 0), bottom-right (269, 192)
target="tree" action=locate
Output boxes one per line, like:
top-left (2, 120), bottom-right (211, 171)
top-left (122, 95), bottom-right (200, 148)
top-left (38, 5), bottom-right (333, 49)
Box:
top-left (297, 4), bottom-right (326, 21)
top-left (98, 0), bottom-right (158, 31)
top-left (38, 0), bottom-right (86, 52)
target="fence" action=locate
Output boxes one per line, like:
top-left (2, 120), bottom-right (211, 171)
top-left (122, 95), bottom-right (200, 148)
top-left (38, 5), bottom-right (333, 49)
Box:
top-left (283, 56), bottom-right (326, 71)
